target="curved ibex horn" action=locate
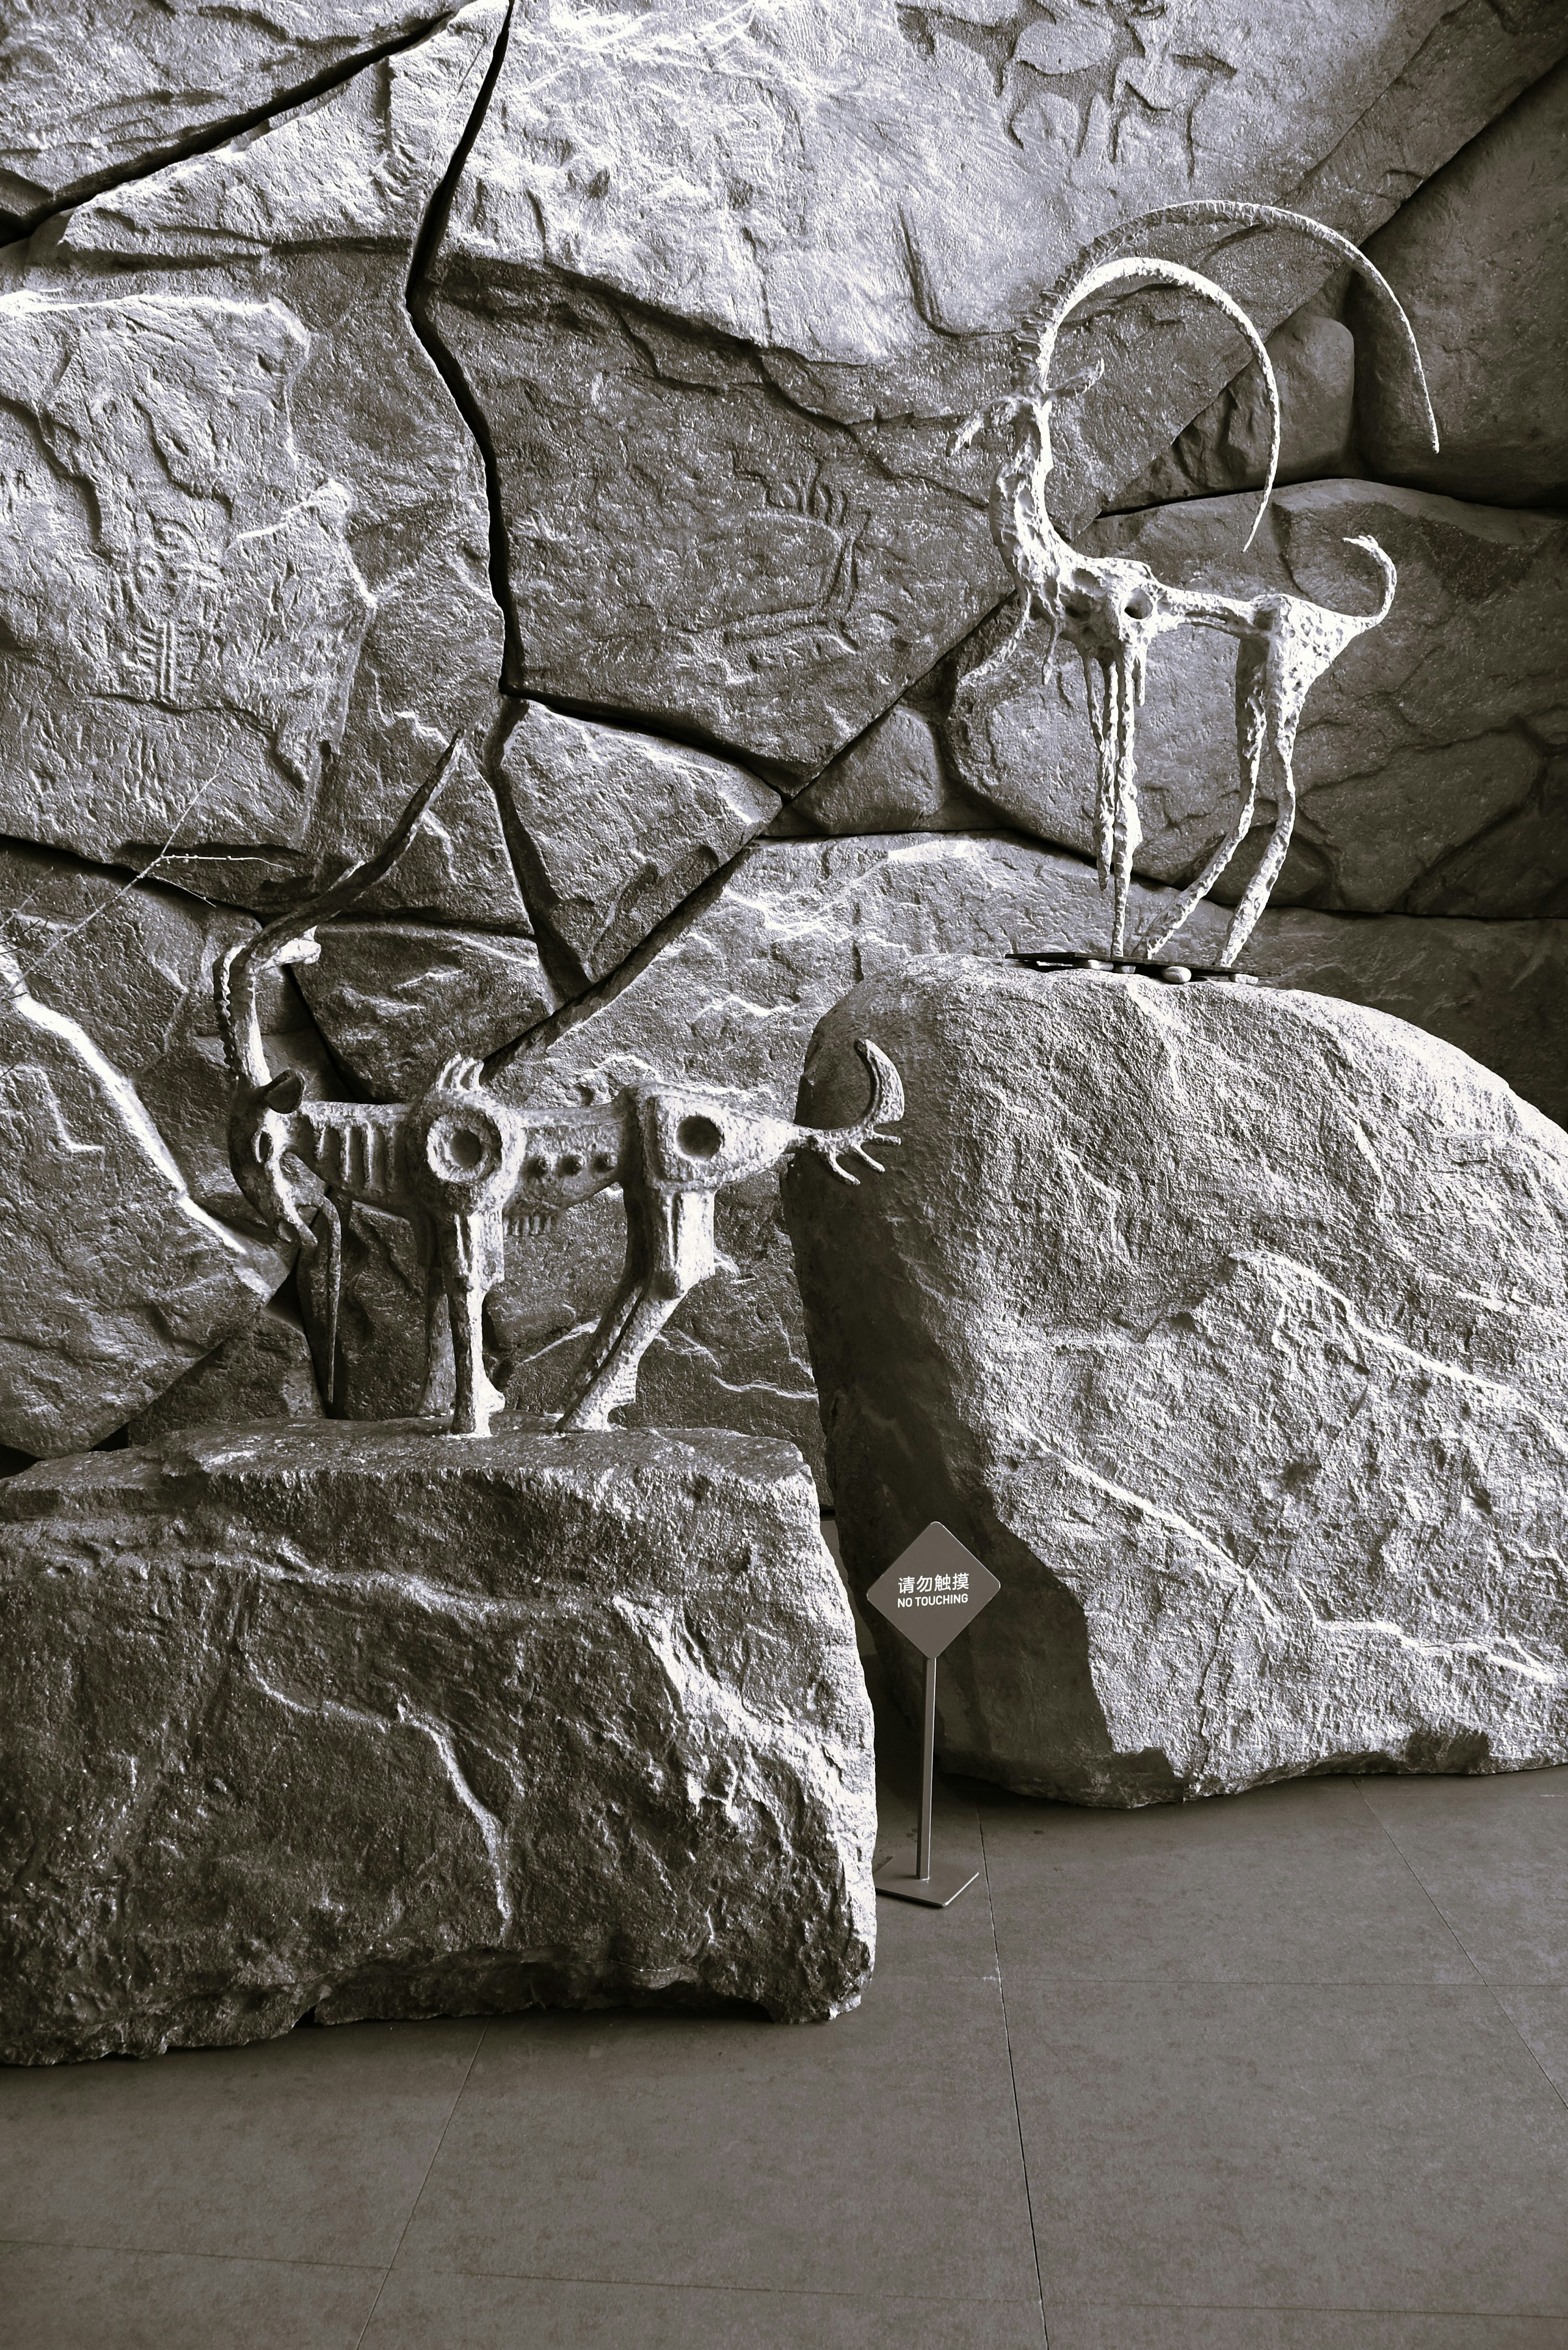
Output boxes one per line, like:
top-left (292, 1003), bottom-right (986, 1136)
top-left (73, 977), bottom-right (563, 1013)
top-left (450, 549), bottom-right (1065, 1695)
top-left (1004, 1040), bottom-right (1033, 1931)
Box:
top-left (793, 1038), bottom-right (905, 1186)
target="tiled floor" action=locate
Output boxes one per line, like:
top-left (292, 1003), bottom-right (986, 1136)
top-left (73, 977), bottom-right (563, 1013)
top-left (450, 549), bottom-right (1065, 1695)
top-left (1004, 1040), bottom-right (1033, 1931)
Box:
top-left (2, 1690), bottom-right (1565, 2348)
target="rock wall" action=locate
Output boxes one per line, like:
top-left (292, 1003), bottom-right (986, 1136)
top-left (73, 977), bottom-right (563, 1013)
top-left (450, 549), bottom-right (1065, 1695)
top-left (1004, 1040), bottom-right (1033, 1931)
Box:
top-left (0, 2), bottom-right (1563, 1474)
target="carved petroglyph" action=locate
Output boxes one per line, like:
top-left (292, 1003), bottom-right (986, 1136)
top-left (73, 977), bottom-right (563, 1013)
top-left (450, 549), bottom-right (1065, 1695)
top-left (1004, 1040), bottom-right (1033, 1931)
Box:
top-left (0, 291), bottom-right (372, 860)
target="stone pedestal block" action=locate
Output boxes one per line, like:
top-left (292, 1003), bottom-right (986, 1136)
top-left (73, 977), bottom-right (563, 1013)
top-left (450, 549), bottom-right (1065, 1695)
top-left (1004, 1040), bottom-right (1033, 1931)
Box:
top-left (0, 1423), bottom-right (874, 2063)
top-left (784, 958), bottom-right (1568, 1806)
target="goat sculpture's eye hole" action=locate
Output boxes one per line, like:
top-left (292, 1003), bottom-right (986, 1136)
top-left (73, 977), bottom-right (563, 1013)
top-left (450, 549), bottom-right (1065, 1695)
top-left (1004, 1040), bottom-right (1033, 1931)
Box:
top-left (677, 1115), bottom-right (723, 1160)
top-left (1125, 591), bottom-right (1153, 619)
top-left (447, 1128), bottom-right (485, 1170)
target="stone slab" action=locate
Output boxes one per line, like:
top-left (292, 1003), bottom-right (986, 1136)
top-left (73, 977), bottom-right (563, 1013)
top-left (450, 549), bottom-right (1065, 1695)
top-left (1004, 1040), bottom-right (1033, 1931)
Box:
top-left (784, 956), bottom-right (1568, 1803)
top-left (0, 1420), bottom-right (875, 2062)
top-left (1355, 57), bottom-right (1568, 505)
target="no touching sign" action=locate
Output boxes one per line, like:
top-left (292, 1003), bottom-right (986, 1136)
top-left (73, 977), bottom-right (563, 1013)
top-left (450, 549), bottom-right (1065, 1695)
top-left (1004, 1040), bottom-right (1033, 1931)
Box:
top-left (864, 1524), bottom-right (1000, 1907)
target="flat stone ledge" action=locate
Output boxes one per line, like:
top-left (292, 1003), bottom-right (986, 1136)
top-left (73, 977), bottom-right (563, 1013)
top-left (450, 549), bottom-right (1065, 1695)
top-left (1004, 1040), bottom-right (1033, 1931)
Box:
top-left (0, 1421), bottom-right (875, 2063)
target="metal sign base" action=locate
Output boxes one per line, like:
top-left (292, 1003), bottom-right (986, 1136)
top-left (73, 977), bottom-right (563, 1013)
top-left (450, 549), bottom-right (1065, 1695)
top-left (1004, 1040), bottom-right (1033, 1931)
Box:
top-left (874, 1861), bottom-right (979, 1909)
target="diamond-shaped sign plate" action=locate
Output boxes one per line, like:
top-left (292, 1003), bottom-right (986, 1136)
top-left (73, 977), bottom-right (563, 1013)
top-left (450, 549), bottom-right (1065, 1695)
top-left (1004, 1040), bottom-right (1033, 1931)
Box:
top-left (864, 1524), bottom-right (1000, 1658)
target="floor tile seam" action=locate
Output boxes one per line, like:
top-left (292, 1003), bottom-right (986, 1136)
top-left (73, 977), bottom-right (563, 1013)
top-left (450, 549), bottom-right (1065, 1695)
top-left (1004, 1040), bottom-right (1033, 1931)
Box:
top-left (1040, 2294), bottom-right (1568, 2318)
top-left (381, 2254), bottom-right (1045, 2310)
top-left (977, 1807), bottom-right (1050, 2348)
top-left (1482, 1981), bottom-right (1568, 2115)
top-left (352, 2017), bottom-right (490, 2350)
top-left (0, 2232), bottom-right (384, 2278)
top-left (1347, 1775), bottom-right (1489, 1982)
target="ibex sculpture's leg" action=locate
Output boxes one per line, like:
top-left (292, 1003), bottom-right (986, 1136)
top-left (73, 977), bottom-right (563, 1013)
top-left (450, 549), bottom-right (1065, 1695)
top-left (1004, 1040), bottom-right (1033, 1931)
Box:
top-left (436, 1205), bottom-right (508, 1438)
top-left (557, 1189), bottom-right (717, 1432)
top-left (1141, 635), bottom-right (1267, 962)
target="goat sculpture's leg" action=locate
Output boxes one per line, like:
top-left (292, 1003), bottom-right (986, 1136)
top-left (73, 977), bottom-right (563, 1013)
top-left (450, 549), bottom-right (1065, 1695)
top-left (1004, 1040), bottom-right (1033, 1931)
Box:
top-left (553, 1202), bottom-right (652, 1426)
top-left (1140, 634), bottom-right (1268, 961)
top-left (410, 1212), bottom-right (457, 1419)
top-left (1219, 663), bottom-right (1307, 965)
top-left (436, 1205), bottom-right (508, 1437)
top-left (557, 1188), bottom-right (717, 1432)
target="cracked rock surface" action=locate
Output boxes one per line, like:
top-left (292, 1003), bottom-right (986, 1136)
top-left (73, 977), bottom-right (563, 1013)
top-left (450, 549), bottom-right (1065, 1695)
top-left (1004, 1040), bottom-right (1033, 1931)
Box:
top-left (0, 1419), bottom-right (875, 2062)
top-left (428, 0), bottom-right (1566, 762)
top-left (785, 958), bottom-right (1568, 1802)
top-left (0, 943), bottom-right (286, 1455)
top-left (0, 5), bottom-right (505, 887)
top-left (0, 4), bottom-right (451, 224)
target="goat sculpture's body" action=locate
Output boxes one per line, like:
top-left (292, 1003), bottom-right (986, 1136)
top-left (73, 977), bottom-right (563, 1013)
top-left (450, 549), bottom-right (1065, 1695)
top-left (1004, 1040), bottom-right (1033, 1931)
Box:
top-left (218, 751), bottom-right (902, 1437)
top-left (958, 202), bottom-right (1440, 964)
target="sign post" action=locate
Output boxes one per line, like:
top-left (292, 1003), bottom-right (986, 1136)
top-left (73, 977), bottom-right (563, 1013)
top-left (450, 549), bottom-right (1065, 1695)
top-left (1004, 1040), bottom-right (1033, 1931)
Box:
top-left (864, 1523), bottom-right (1000, 1909)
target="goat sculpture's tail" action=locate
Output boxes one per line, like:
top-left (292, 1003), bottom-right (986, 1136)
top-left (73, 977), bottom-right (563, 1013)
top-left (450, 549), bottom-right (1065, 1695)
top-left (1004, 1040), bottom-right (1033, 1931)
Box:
top-left (794, 1039), bottom-right (905, 1185)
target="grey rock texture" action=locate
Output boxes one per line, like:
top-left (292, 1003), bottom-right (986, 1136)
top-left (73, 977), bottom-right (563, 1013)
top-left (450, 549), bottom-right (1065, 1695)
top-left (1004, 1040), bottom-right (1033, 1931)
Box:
top-left (1354, 59), bottom-right (1568, 505)
top-left (783, 709), bottom-right (991, 840)
top-left (784, 958), bottom-right (1568, 1803)
top-left (0, 943), bottom-right (286, 1456)
top-left (487, 835), bottom-right (1568, 1483)
top-left (1110, 312), bottom-right (1357, 510)
top-left (124, 1298), bottom-right (324, 1447)
top-left (0, 1421), bottom-right (877, 2060)
top-left (0, 5), bottom-right (450, 223)
top-left (496, 703), bottom-right (781, 987)
top-left (0, 844), bottom-right (334, 1222)
top-left (427, 0), bottom-right (1564, 768)
top-left (942, 482), bottom-right (1568, 918)
top-left (297, 920), bottom-right (557, 1102)
top-left (0, 5), bottom-right (505, 885)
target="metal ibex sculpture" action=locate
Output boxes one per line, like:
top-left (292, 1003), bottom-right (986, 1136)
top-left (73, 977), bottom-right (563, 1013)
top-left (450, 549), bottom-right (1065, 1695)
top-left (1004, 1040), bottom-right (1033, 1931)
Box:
top-left (956, 201), bottom-right (1441, 965)
top-left (217, 746), bottom-right (903, 1437)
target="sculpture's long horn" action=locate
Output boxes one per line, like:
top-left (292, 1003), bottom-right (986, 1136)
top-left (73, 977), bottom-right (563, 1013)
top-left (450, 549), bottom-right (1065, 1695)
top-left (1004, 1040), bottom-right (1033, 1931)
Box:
top-left (795, 1039), bottom-right (905, 1187)
top-left (1035, 254), bottom-right (1282, 546)
top-left (216, 732), bottom-right (464, 1089)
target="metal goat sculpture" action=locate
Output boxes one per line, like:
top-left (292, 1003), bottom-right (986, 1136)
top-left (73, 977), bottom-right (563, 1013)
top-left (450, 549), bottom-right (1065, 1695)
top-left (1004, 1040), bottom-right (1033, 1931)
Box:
top-left (217, 748), bottom-right (903, 1438)
top-left (955, 201), bottom-right (1441, 966)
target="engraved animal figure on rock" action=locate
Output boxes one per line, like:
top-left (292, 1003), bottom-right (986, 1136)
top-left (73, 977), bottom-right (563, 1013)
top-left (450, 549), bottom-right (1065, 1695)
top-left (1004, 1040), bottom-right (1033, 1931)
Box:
top-left (954, 201), bottom-right (1440, 965)
top-left (217, 748), bottom-right (903, 1438)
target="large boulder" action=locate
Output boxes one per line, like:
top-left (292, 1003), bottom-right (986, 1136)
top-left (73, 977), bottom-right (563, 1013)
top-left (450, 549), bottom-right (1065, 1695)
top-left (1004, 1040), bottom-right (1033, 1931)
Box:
top-left (0, 5), bottom-right (506, 894)
top-left (425, 0), bottom-right (1566, 768)
top-left (940, 481), bottom-right (1568, 918)
top-left (1354, 58), bottom-right (1568, 505)
top-left (0, 1420), bottom-right (875, 2062)
top-left (783, 957), bottom-right (1568, 1804)
top-left (484, 834), bottom-right (1568, 1485)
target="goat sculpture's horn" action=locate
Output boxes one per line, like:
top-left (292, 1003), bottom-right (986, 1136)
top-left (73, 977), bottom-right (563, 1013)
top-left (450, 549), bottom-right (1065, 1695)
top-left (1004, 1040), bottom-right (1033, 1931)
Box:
top-left (793, 1039), bottom-right (905, 1187)
top-left (216, 732), bottom-right (465, 1089)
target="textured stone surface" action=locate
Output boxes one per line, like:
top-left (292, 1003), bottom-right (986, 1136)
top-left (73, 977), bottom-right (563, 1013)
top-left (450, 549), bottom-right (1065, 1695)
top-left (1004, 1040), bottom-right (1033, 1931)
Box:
top-left (1110, 312), bottom-right (1357, 511)
top-left (0, 4), bottom-right (450, 223)
top-left (1354, 59), bottom-right (1568, 505)
top-left (0, 1421), bottom-right (877, 2060)
top-left (782, 708), bottom-right (990, 839)
top-left (941, 481), bottom-right (1568, 917)
top-left (124, 1298), bottom-right (324, 1446)
top-left (784, 957), bottom-right (1568, 1803)
top-left (297, 920), bottom-right (557, 1101)
top-left (495, 702), bottom-right (780, 987)
top-left (0, 843), bottom-right (334, 1221)
top-left (429, 0), bottom-right (1565, 768)
top-left (485, 835), bottom-right (1568, 1482)
top-left (0, 945), bottom-right (286, 1456)
top-left (0, 6), bottom-right (505, 884)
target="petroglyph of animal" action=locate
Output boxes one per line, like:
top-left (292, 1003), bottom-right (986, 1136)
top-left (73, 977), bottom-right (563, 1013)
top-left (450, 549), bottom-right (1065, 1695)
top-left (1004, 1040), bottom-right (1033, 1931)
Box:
top-left (955, 201), bottom-right (1440, 965)
top-left (217, 747), bottom-right (903, 1438)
